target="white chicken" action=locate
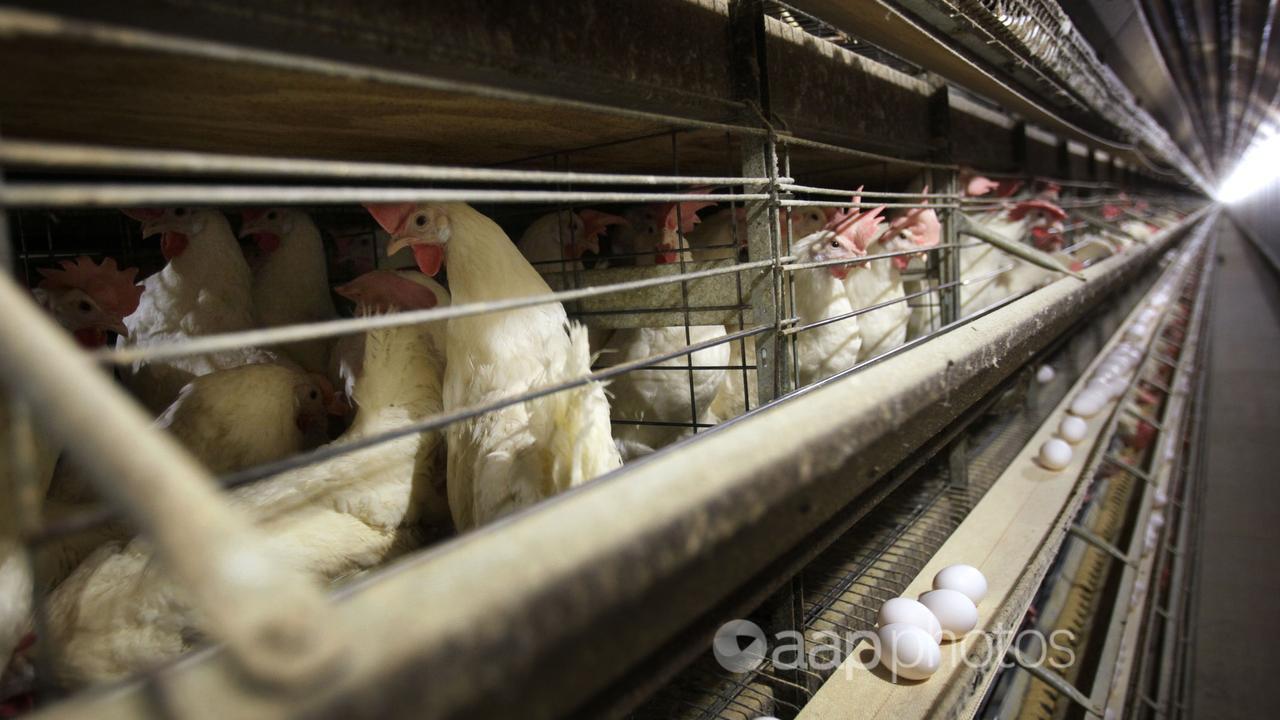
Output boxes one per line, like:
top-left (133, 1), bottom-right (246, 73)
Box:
top-left (596, 199), bottom-right (729, 459)
top-left (790, 204), bottom-right (885, 385)
top-left (517, 208), bottom-right (627, 273)
top-left (368, 201), bottom-right (620, 531)
top-left (608, 193), bottom-right (716, 264)
top-left (154, 363), bottom-right (336, 474)
top-left (240, 208), bottom-right (337, 375)
top-left (845, 193), bottom-right (941, 361)
top-left (959, 194), bottom-right (1067, 314)
top-left (704, 208), bottom-right (832, 421)
top-left (1, 257), bottom-right (142, 681)
top-left (119, 208), bottom-right (279, 414)
top-left (43, 268), bottom-right (451, 685)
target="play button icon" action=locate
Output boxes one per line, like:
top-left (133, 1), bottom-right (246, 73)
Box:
top-left (713, 619), bottom-right (767, 673)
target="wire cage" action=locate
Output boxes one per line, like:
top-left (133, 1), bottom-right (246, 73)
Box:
top-left (0, 1), bottom-right (1208, 718)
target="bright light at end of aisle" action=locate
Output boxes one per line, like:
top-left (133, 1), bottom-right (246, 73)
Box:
top-left (1216, 125), bottom-right (1280, 204)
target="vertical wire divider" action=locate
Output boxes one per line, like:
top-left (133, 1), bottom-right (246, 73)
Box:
top-left (726, 131), bottom-right (752, 416)
top-left (743, 134), bottom-right (786, 406)
top-left (937, 168), bottom-right (962, 325)
top-left (780, 145), bottom-right (800, 395)
top-left (671, 131), bottom-right (701, 436)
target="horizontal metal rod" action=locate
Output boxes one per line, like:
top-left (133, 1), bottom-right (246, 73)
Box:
top-left (782, 264), bottom-right (1015, 336)
top-left (779, 198), bottom-right (959, 210)
top-left (777, 183), bottom-right (959, 199)
top-left (35, 323), bottom-right (771, 541)
top-left (0, 184), bottom-right (769, 208)
top-left (774, 133), bottom-right (957, 171)
top-left (97, 258), bottom-right (778, 365)
top-left (0, 139), bottom-right (777, 187)
top-left (782, 242), bottom-right (963, 273)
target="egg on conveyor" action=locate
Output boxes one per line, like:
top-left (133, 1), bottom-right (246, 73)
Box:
top-left (1059, 416), bottom-right (1088, 444)
top-left (1036, 365), bottom-right (1055, 384)
top-left (878, 597), bottom-right (943, 642)
top-left (1069, 389), bottom-right (1107, 418)
top-left (919, 589), bottom-right (979, 641)
top-left (1039, 438), bottom-right (1073, 470)
top-left (876, 623), bottom-right (941, 681)
top-left (933, 564), bottom-right (988, 603)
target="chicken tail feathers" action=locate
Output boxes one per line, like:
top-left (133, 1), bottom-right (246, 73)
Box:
top-left (536, 322), bottom-right (623, 493)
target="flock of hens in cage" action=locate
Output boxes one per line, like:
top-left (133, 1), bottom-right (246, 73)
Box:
top-left (0, 167), bottom-right (1182, 703)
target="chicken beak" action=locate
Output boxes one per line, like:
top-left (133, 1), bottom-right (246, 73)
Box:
top-left (237, 218), bottom-right (265, 239)
top-left (385, 236), bottom-right (414, 257)
top-left (102, 317), bottom-right (129, 336)
top-left (139, 219), bottom-right (163, 240)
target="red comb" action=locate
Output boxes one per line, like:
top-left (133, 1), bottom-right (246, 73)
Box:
top-left (578, 209), bottom-right (628, 240)
top-left (36, 256), bottom-right (143, 320)
top-left (995, 180), bottom-right (1024, 198)
top-left (364, 203), bottom-right (417, 236)
top-left (241, 208), bottom-right (270, 224)
top-left (1008, 199), bottom-right (1067, 223)
top-left (824, 204), bottom-right (885, 254)
top-left (335, 269), bottom-right (440, 312)
top-left (965, 176), bottom-right (1000, 197)
top-left (650, 187), bottom-right (717, 235)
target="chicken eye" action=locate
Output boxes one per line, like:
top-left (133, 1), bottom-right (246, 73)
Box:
top-left (415, 215), bottom-right (427, 227)
top-left (309, 389), bottom-right (318, 400)
top-left (77, 300), bottom-right (92, 313)
top-left (266, 211), bottom-right (278, 221)
top-left (174, 207), bottom-right (187, 217)
top-left (830, 239), bottom-right (841, 248)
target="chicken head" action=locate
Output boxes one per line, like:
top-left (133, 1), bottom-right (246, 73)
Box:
top-left (367, 203), bottom-right (450, 276)
top-left (334, 269), bottom-right (443, 313)
top-left (1009, 199), bottom-right (1068, 251)
top-left (34, 256), bottom-right (142, 347)
top-left (238, 207), bottom-right (300, 256)
top-left (121, 207), bottom-right (211, 260)
top-left (883, 188), bottom-right (942, 269)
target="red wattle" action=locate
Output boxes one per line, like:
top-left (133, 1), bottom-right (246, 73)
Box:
top-left (411, 243), bottom-right (445, 276)
top-left (161, 231), bottom-right (189, 260)
top-left (73, 327), bottom-right (107, 348)
top-left (253, 232), bottom-right (282, 255)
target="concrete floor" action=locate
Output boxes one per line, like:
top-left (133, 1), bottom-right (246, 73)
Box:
top-left (1190, 220), bottom-right (1280, 718)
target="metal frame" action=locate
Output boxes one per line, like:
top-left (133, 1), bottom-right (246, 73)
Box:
top-left (0, 1), bottom-right (1209, 717)
top-left (11, 210), bottom-right (1204, 720)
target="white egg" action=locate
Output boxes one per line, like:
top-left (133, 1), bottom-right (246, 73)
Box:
top-left (1059, 416), bottom-right (1089, 444)
top-left (876, 623), bottom-right (941, 680)
top-left (1035, 365), bottom-right (1055, 384)
top-left (919, 590), bottom-right (979, 640)
top-left (878, 597), bottom-right (943, 642)
top-left (1127, 323), bottom-right (1149, 340)
top-left (1153, 487), bottom-right (1169, 507)
top-left (1039, 438), bottom-right (1073, 470)
top-left (933, 564), bottom-right (988, 603)
top-left (1070, 390), bottom-right (1107, 418)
